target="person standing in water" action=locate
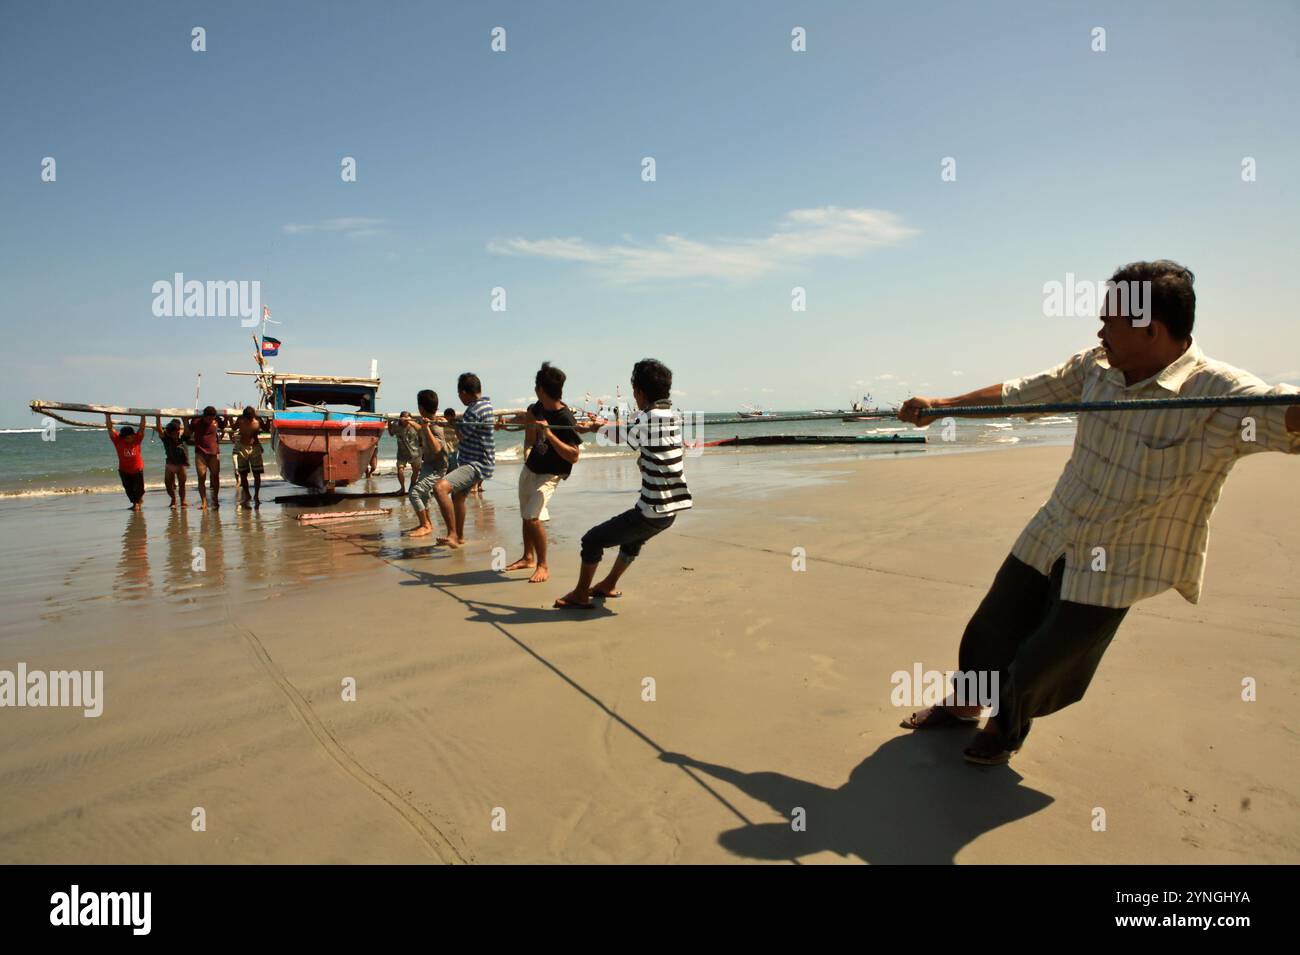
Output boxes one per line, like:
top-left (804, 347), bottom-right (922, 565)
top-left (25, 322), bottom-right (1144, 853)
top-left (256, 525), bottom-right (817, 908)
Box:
top-left (233, 406), bottom-right (265, 509)
top-left (188, 405), bottom-right (226, 510)
top-left (105, 413), bottom-right (147, 511)
top-left (154, 415), bottom-right (190, 508)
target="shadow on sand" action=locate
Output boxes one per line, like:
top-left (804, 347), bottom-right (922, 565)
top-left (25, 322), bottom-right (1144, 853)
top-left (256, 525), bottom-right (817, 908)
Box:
top-left (398, 569), bottom-right (615, 623)
top-left (338, 532), bottom-right (1044, 862)
top-left (662, 730), bottom-right (1053, 863)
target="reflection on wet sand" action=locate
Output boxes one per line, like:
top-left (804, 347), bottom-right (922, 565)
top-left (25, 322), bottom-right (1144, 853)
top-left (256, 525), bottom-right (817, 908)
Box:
top-left (163, 507), bottom-right (199, 598)
top-left (114, 511), bottom-right (151, 600)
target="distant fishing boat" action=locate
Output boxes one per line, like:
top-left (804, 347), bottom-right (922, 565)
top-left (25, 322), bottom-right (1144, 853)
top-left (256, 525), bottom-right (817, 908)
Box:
top-left (737, 403), bottom-right (776, 418)
top-left (841, 395), bottom-right (899, 422)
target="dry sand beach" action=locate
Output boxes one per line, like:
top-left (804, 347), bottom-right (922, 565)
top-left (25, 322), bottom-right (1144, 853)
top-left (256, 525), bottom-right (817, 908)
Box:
top-left (0, 444), bottom-right (1296, 864)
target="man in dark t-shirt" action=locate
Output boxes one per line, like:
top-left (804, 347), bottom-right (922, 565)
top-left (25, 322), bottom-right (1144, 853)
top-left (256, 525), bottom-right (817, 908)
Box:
top-left (503, 362), bottom-right (594, 583)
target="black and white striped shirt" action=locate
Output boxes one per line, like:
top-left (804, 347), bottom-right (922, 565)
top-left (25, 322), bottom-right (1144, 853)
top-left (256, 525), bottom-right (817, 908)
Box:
top-left (624, 402), bottom-right (693, 518)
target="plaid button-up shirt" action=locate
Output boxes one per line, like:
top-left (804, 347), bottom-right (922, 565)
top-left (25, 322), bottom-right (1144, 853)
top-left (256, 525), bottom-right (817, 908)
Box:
top-left (1003, 341), bottom-right (1299, 608)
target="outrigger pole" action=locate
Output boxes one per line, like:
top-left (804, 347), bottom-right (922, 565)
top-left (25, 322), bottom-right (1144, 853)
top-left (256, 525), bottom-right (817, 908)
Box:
top-left (30, 400), bottom-right (271, 430)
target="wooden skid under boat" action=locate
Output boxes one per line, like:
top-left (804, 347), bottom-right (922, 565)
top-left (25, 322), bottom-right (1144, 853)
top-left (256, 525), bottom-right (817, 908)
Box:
top-left (703, 433), bottom-right (925, 447)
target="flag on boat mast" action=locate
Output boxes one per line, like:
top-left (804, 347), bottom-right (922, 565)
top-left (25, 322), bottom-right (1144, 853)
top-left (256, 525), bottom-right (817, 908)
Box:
top-left (258, 304), bottom-right (282, 368)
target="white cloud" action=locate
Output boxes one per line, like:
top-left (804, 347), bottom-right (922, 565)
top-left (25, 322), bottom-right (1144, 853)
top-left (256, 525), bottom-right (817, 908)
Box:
top-left (671, 388), bottom-right (687, 396)
top-left (875, 373), bottom-right (899, 381)
top-left (952, 370), bottom-right (965, 376)
top-left (1264, 370), bottom-right (1300, 385)
top-left (487, 207), bottom-right (917, 282)
top-left (282, 217), bottom-right (388, 238)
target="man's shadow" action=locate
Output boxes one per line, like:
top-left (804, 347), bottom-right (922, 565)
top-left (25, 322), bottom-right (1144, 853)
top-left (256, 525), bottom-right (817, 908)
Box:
top-left (399, 569), bottom-right (615, 624)
top-left (662, 730), bottom-right (1053, 864)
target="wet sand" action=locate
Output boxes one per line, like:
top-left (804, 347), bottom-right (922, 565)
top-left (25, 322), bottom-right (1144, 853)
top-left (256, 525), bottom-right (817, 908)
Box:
top-left (0, 445), bottom-right (1296, 863)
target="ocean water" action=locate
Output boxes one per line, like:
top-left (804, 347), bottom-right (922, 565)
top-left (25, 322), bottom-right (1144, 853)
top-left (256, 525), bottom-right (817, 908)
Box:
top-left (0, 412), bottom-right (1078, 498)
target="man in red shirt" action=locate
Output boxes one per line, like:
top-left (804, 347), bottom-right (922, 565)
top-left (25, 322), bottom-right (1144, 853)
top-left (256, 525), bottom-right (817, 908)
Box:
top-left (188, 405), bottom-right (227, 510)
top-left (105, 413), bottom-right (147, 511)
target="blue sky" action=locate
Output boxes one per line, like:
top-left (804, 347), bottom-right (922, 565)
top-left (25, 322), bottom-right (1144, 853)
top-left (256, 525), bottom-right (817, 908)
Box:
top-left (2, 0), bottom-right (1297, 424)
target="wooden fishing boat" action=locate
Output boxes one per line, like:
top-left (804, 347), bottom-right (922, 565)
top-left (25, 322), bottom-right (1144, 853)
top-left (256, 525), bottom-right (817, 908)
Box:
top-left (237, 371), bottom-right (387, 490)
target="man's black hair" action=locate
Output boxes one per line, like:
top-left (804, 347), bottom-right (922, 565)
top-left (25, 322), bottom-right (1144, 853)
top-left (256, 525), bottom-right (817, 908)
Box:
top-left (203, 405), bottom-right (217, 417)
top-left (457, 373), bottom-right (482, 397)
top-left (119, 426), bottom-right (135, 438)
top-left (535, 362), bottom-right (566, 401)
top-left (631, 358), bottom-right (672, 403)
top-left (417, 389), bottom-right (440, 415)
top-left (1109, 260), bottom-right (1196, 341)
top-left (242, 406), bottom-right (255, 419)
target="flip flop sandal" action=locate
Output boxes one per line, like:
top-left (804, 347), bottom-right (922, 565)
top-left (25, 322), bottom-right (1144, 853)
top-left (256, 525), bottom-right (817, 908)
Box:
top-left (900, 707), bottom-right (981, 730)
top-left (962, 732), bottom-right (1018, 766)
top-left (553, 597), bottom-right (595, 610)
top-left (592, 590), bottom-right (622, 599)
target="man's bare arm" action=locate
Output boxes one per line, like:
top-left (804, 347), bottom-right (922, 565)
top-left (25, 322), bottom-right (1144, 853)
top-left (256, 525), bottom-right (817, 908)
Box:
top-left (899, 384), bottom-right (1004, 426)
top-left (540, 421), bottom-right (580, 464)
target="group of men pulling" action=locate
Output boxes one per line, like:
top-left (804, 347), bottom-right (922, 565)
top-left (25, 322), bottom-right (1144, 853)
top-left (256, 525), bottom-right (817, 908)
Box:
top-left (391, 358), bottom-right (693, 608)
top-left (98, 257), bottom-right (1299, 765)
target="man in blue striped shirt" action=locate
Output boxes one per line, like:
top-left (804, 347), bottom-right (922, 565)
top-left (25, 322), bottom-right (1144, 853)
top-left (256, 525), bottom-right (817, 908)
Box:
top-left (432, 372), bottom-right (495, 548)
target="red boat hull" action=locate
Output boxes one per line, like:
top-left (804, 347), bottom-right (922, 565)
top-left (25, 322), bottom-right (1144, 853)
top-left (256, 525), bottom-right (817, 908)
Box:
top-left (272, 418), bottom-right (386, 489)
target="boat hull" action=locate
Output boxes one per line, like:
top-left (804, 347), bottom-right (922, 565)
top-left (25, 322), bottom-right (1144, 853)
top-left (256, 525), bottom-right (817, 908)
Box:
top-left (272, 415), bottom-right (387, 489)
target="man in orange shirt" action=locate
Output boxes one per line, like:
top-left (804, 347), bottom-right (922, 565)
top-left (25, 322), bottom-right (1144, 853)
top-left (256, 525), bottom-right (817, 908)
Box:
top-left (105, 413), bottom-right (147, 511)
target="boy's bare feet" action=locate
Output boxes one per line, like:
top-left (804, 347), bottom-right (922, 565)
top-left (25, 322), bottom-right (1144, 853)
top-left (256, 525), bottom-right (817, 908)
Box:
top-left (436, 536), bottom-right (463, 548)
top-left (590, 582), bottom-right (621, 598)
top-left (528, 565), bottom-right (549, 583)
top-left (408, 526), bottom-right (433, 538)
top-left (505, 557), bottom-right (536, 571)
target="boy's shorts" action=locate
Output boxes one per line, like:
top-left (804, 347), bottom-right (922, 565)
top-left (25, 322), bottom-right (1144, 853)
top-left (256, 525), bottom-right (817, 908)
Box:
top-left (236, 442), bottom-right (264, 474)
top-left (518, 466), bottom-right (561, 521)
top-left (442, 464), bottom-right (480, 495)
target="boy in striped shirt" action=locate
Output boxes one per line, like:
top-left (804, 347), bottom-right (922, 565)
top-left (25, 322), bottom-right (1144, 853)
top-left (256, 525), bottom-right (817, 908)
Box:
top-left (555, 358), bottom-right (692, 609)
top-left (432, 372), bottom-right (495, 548)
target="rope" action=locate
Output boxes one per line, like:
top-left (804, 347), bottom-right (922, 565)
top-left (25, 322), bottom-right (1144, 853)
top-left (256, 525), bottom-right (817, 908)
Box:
top-left (919, 394), bottom-right (1298, 417)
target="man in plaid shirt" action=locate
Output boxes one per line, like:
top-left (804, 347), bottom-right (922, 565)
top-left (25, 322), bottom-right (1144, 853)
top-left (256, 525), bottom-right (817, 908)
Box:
top-left (898, 260), bottom-right (1300, 765)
